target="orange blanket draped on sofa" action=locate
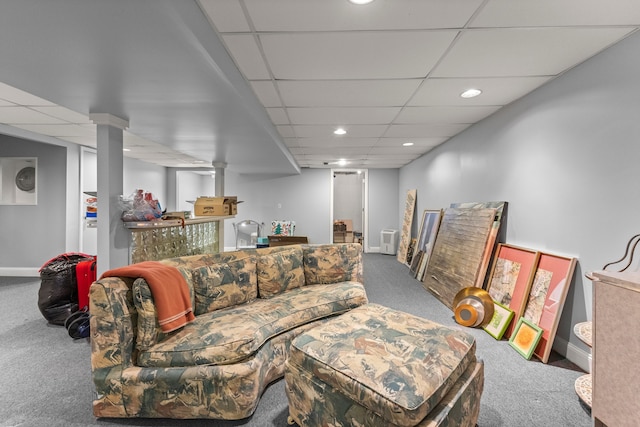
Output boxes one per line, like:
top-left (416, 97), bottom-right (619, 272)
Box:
top-left (100, 261), bottom-right (195, 332)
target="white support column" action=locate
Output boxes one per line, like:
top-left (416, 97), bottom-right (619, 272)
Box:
top-left (213, 161), bottom-right (226, 197)
top-left (90, 113), bottom-right (130, 275)
top-left (212, 161), bottom-right (227, 251)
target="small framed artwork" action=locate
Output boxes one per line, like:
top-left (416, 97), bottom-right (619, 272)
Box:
top-left (486, 244), bottom-right (540, 338)
top-left (484, 301), bottom-right (515, 340)
top-left (523, 252), bottom-right (577, 363)
top-left (509, 317), bottom-right (543, 360)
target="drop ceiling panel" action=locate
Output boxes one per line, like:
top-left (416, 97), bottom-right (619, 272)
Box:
top-left (250, 81), bottom-right (281, 107)
top-left (12, 123), bottom-right (96, 137)
top-left (3, 1), bottom-right (640, 171)
top-left (472, 0), bottom-right (640, 27)
top-left (294, 137), bottom-right (379, 147)
top-left (0, 107), bottom-right (67, 124)
top-left (276, 80), bottom-right (422, 107)
top-left (433, 28), bottom-right (635, 78)
top-left (376, 137), bottom-right (448, 147)
top-left (222, 34), bottom-right (271, 80)
top-left (287, 107), bottom-right (401, 125)
top-left (409, 77), bottom-right (553, 106)
top-left (292, 125), bottom-right (388, 138)
top-left (259, 31), bottom-right (459, 80)
top-left (370, 146), bottom-right (433, 155)
top-left (265, 108), bottom-right (289, 125)
top-left (395, 106), bottom-right (501, 124)
top-left (243, 0), bottom-right (485, 31)
top-left (197, 0), bottom-right (250, 32)
top-left (385, 124), bottom-right (470, 138)
top-left (297, 147), bottom-right (372, 156)
top-left (31, 106), bottom-right (92, 123)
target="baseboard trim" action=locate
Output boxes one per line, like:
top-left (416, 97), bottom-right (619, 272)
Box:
top-left (0, 267), bottom-right (39, 277)
top-left (553, 335), bottom-right (591, 373)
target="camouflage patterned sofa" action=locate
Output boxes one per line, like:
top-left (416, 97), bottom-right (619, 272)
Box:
top-left (89, 243), bottom-right (367, 420)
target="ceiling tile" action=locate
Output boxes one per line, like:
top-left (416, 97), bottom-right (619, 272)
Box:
top-left (295, 137), bottom-right (379, 148)
top-left (198, 0), bottom-right (250, 32)
top-left (243, 0), bottom-right (485, 31)
top-left (265, 107), bottom-right (289, 124)
top-left (409, 77), bottom-right (552, 106)
top-left (287, 107), bottom-right (401, 125)
top-left (376, 137), bottom-right (448, 147)
top-left (276, 125), bottom-right (295, 138)
top-left (223, 34), bottom-right (271, 80)
top-left (276, 80), bottom-right (421, 107)
top-left (433, 27), bottom-right (635, 77)
top-left (472, 0), bottom-right (640, 27)
top-left (12, 123), bottom-right (96, 137)
top-left (249, 81), bottom-right (281, 107)
top-left (260, 31), bottom-right (459, 80)
top-left (0, 106), bottom-right (68, 124)
top-left (384, 124), bottom-right (470, 138)
top-left (395, 106), bottom-right (501, 124)
top-left (291, 124), bottom-right (388, 138)
top-left (31, 106), bottom-right (91, 123)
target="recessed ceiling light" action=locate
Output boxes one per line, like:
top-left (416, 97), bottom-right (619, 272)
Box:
top-left (334, 128), bottom-right (347, 135)
top-left (123, 148), bottom-right (131, 152)
top-left (460, 89), bottom-right (482, 99)
top-left (402, 142), bottom-right (414, 147)
top-left (348, 0), bottom-right (374, 4)
top-left (337, 159), bottom-right (349, 166)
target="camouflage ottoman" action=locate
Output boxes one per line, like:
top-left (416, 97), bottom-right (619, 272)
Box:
top-left (284, 303), bottom-right (483, 427)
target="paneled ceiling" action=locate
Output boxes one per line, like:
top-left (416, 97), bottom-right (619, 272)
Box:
top-left (1, 0), bottom-right (640, 172)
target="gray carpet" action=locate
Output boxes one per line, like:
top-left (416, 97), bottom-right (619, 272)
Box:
top-left (0, 253), bottom-right (592, 427)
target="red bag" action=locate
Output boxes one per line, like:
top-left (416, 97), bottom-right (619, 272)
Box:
top-left (75, 256), bottom-right (97, 310)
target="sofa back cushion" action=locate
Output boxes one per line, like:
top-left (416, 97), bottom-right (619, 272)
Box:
top-left (133, 266), bottom-right (195, 351)
top-left (303, 243), bottom-right (363, 285)
top-left (191, 255), bottom-right (258, 316)
top-left (257, 246), bottom-right (305, 298)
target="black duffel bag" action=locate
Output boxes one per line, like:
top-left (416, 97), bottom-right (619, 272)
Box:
top-left (37, 253), bottom-right (93, 326)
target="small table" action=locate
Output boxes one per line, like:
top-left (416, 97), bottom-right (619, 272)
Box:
top-left (267, 235), bottom-right (308, 246)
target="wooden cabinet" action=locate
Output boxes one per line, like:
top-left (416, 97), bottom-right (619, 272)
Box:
top-left (591, 270), bottom-right (640, 426)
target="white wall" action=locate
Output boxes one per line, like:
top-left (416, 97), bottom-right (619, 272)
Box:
top-left (400, 29), bottom-right (640, 370)
top-left (368, 169), bottom-right (400, 248)
top-left (224, 168), bottom-right (332, 249)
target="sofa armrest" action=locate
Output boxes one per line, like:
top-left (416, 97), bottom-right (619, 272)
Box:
top-left (90, 277), bottom-right (137, 373)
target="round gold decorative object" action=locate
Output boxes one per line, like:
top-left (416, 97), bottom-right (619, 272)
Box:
top-left (453, 287), bottom-right (494, 328)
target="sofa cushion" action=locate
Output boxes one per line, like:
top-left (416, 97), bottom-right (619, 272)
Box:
top-left (303, 243), bottom-right (363, 285)
top-left (191, 256), bottom-right (257, 316)
top-left (257, 246), bottom-right (305, 298)
top-left (137, 281), bottom-right (368, 368)
top-left (132, 266), bottom-right (196, 351)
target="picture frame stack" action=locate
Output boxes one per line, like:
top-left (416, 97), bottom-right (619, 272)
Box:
top-left (484, 244), bottom-right (577, 363)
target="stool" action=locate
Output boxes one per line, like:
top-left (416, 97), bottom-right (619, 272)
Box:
top-left (284, 304), bottom-right (483, 427)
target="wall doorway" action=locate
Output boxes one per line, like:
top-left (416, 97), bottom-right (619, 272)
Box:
top-left (332, 169), bottom-right (368, 250)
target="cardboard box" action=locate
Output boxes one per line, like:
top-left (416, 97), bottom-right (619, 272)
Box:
top-left (163, 211), bottom-right (191, 220)
top-left (194, 196), bottom-right (240, 216)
